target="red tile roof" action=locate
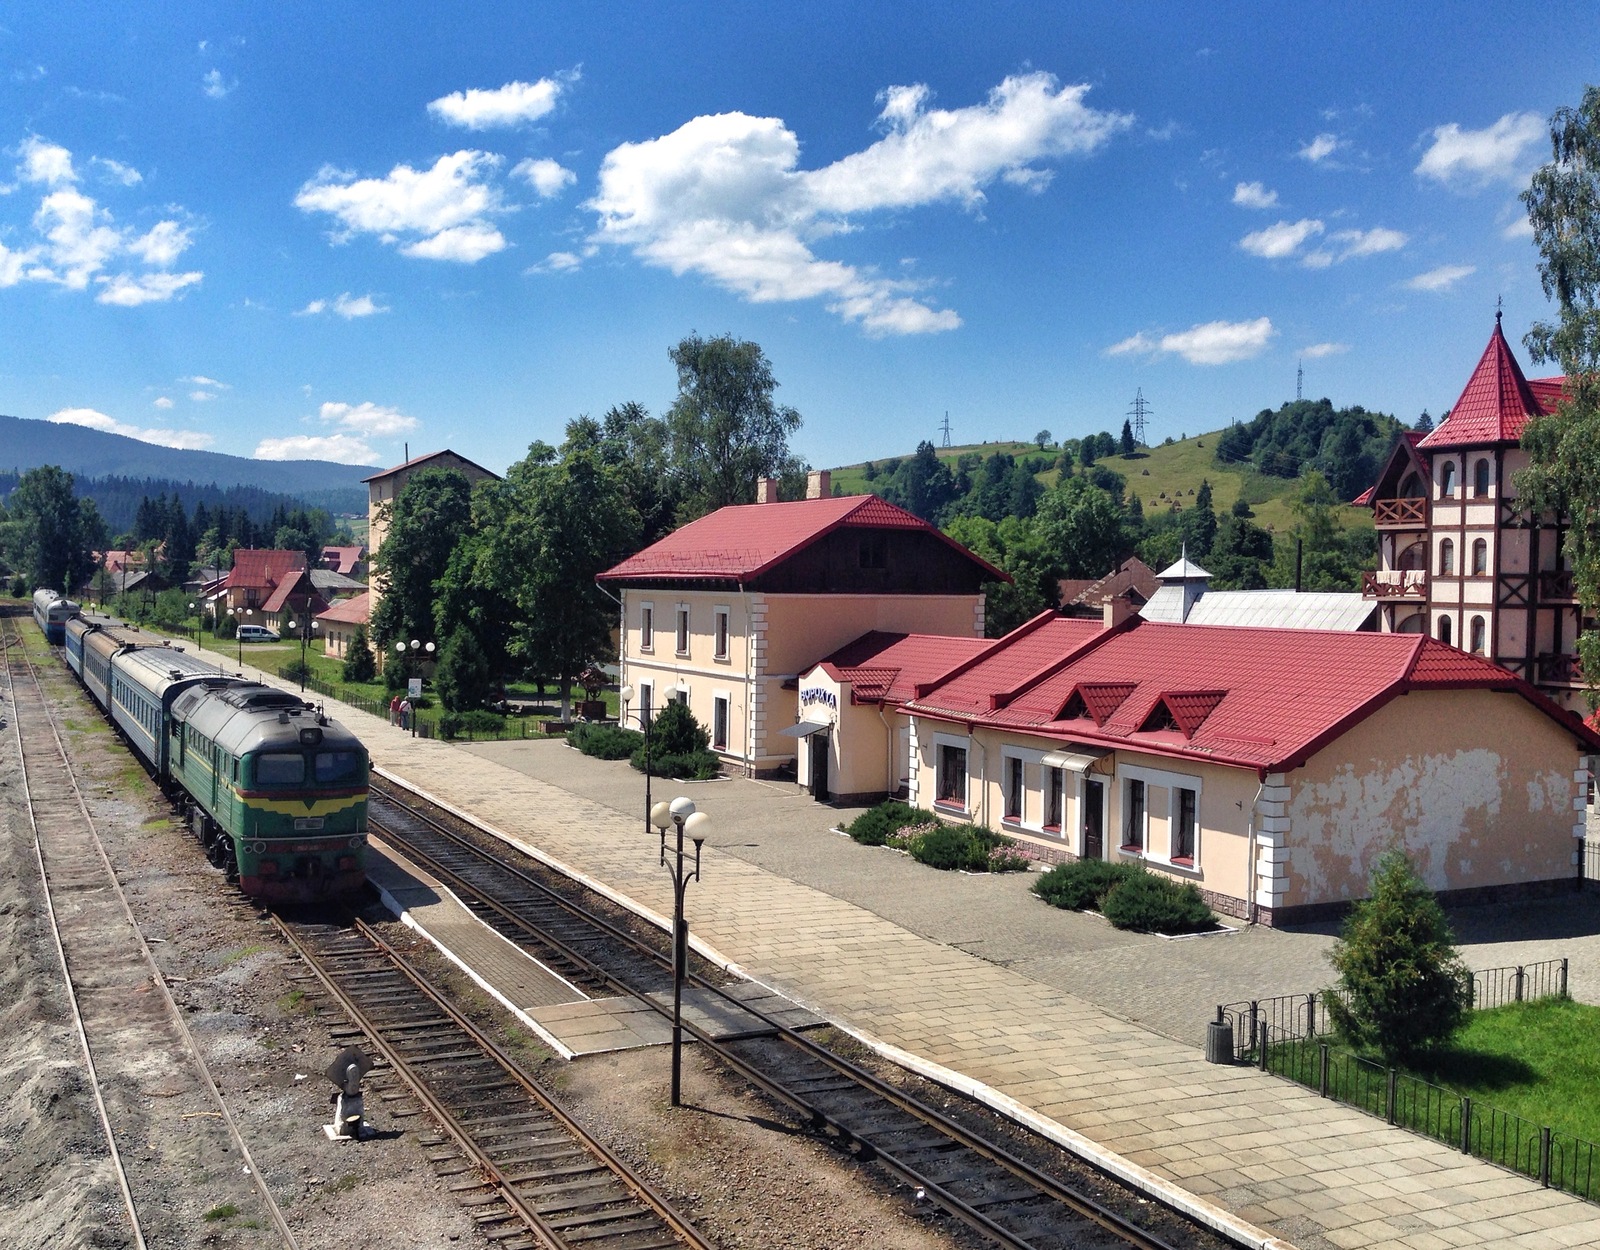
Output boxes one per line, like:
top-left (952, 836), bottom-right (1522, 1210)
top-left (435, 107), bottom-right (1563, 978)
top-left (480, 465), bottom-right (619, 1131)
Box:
top-left (1420, 319), bottom-right (1562, 450)
top-left (598, 494), bottom-right (1009, 583)
top-left (225, 548), bottom-right (306, 590)
top-left (913, 614), bottom-right (1107, 713)
top-left (908, 619), bottom-right (1600, 773)
top-left (321, 545), bottom-right (365, 575)
top-left (317, 591), bottom-right (371, 626)
top-left (814, 630), bottom-right (991, 704)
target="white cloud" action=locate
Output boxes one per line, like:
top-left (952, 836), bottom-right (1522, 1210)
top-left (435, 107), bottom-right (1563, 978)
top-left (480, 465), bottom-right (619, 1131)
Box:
top-left (153, 395), bottom-right (173, 409)
top-left (19, 136), bottom-right (76, 186)
top-left (184, 374), bottom-right (226, 388)
top-left (1415, 112), bottom-right (1544, 187)
top-left (1300, 342), bottom-right (1349, 358)
top-left (1298, 133), bottom-right (1342, 163)
top-left (202, 69), bottom-right (234, 99)
top-left (1502, 215), bottom-right (1534, 240)
top-left (254, 433), bottom-right (380, 463)
top-left (97, 270), bottom-right (203, 305)
top-left (93, 157), bottom-right (142, 186)
top-left (319, 400), bottom-right (418, 435)
top-left (47, 406), bottom-right (215, 450)
top-left (1330, 226), bottom-right (1407, 258)
top-left (1240, 217), bottom-right (1323, 259)
top-left (298, 291), bottom-right (390, 318)
top-left (3, 136), bottom-right (202, 302)
top-left (589, 72), bottom-right (1131, 335)
top-left (1403, 263), bottom-right (1475, 292)
top-left (512, 156), bottom-right (576, 198)
top-left (190, 389), bottom-right (216, 401)
top-left (427, 75), bottom-right (572, 129)
top-left (1232, 180), bottom-right (1278, 209)
top-left (1106, 317), bottom-right (1275, 366)
top-left (533, 250), bottom-right (582, 273)
top-left (295, 150), bottom-right (508, 263)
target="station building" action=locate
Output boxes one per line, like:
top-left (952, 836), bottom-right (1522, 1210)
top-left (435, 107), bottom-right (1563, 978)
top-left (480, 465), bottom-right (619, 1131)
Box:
top-left (793, 602), bottom-right (1599, 925)
top-left (597, 472), bottom-right (1007, 777)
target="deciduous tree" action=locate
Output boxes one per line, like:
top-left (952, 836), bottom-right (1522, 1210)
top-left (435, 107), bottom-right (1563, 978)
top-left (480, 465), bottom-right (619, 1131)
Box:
top-left (3, 465), bottom-right (106, 593)
top-left (370, 467), bottom-right (475, 652)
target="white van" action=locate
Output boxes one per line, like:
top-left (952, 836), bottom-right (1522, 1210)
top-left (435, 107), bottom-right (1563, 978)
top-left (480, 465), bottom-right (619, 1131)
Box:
top-left (237, 625), bottom-right (281, 642)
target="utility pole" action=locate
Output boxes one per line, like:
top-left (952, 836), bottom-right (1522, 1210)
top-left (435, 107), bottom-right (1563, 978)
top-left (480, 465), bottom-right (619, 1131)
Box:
top-left (1128, 389), bottom-right (1150, 446)
top-left (939, 411), bottom-right (953, 448)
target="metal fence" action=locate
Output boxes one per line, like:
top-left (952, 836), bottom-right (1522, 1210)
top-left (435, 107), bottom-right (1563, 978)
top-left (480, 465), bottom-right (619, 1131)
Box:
top-left (273, 666), bottom-right (553, 741)
top-left (1583, 838), bottom-right (1600, 884)
top-left (1218, 959), bottom-right (1598, 1201)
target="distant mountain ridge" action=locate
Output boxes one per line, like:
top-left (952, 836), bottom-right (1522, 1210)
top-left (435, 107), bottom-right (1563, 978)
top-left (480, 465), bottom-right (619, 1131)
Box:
top-left (0, 412), bottom-right (373, 511)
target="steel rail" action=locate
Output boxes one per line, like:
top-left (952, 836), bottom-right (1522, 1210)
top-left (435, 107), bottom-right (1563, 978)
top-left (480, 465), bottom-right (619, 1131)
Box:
top-left (368, 781), bottom-right (1201, 1250)
top-left (272, 912), bottom-right (713, 1250)
top-left (5, 614), bottom-right (301, 1250)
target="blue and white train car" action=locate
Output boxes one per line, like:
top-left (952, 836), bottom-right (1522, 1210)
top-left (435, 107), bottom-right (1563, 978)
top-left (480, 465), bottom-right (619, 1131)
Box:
top-left (32, 588), bottom-right (80, 643)
top-left (108, 644), bottom-right (228, 777)
top-left (78, 618), bottom-right (149, 709)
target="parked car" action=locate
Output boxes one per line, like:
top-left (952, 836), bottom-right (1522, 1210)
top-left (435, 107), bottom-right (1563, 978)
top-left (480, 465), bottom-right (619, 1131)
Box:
top-left (237, 625), bottom-right (281, 642)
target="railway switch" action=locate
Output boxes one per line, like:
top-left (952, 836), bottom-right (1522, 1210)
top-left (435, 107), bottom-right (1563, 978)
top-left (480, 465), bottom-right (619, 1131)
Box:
top-left (323, 1045), bottom-right (374, 1140)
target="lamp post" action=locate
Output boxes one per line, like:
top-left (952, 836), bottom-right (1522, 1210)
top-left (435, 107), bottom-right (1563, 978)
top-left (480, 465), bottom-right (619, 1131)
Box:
top-left (187, 600), bottom-right (201, 649)
top-left (286, 615), bottom-right (321, 692)
top-left (618, 684), bottom-right (655, 840)
top-left (394, 638), bottom-right (435, 735)
top-left (231, 607), bottom-right (254, 666)
top-left (649, 796), bottom-right (709, 1107)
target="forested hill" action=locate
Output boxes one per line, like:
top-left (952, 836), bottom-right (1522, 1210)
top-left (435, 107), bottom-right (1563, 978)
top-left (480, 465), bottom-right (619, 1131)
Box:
top-left (1212, 399), bottom-right (1405, 502)
top-left (0, 470), bottom-right (347, 533)
top-left (0, 412), bottom-right (370, 513)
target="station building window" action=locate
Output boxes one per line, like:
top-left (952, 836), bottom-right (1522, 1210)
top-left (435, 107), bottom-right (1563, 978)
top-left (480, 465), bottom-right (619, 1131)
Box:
top-left (714, 607), bottom-right (730, 661)
top-left (1044, 768), bottom-right (1065, 835)
top-left (1004, 755), bottom-right (1024, 822)
top-left (1123, 778), bottom-right (1146, 852)
top-left (712, 695), bottom-right (730, 751)
top-left (675, 606), bottom-right (690, 655)
top-left (640, 602), bottom-right (654, 652)
top-left (1173, 788), bottom-right (1197, 864)
top-left (935, 740), bottom-right (968, 811)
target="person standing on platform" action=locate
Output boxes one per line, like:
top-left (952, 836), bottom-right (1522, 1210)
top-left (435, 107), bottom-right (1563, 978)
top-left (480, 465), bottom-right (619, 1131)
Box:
top-left (389, 692), bottom-right (401, 726)
top-left (399, 697), bottom-right (412, 731)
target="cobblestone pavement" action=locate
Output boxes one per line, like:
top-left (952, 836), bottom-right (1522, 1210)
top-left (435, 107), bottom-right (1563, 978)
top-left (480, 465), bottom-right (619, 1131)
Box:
top-left (464, 739), bottom-right (1600, 1044)
top-left (218, 658), bottom-right (1600, 1250)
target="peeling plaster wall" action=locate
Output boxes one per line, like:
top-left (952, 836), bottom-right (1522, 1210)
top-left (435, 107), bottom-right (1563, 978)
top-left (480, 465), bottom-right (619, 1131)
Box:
top-left (1285, 689), bottom-right (1579, 906)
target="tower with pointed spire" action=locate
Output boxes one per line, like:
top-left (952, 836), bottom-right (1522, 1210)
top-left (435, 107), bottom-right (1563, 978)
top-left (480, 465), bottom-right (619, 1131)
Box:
top-left (1356, 314), bottom-right (1581, 712)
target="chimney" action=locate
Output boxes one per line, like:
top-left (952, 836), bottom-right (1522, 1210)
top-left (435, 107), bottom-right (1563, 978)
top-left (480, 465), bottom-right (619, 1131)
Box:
top-left (1102, 591), bottom-right (1138, 630)
top-left (757, 477), bottom-right (780, 504)
top-left (806, 469), bottom-right (831, 499)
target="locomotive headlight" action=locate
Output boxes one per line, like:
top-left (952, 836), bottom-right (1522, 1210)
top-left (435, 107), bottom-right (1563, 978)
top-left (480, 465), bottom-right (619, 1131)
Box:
top-left (348, 837), bottom-right (365, 849)
top-left (298, 727), bottom-right (323, 746)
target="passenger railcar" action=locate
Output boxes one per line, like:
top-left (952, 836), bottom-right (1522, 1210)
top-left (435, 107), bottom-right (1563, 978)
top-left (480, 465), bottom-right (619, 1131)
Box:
top-left (77, 617), bottom-right (152, 710)
top-left (169, 682), bottom-right (368, 900)
top-left (32, 588), bottom-right (80, 643)
top-left (108, 644), bottom-right (231, 776)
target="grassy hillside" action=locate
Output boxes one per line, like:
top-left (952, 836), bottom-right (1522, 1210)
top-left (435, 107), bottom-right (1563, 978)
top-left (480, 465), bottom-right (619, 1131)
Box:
top-left (830, 432), bottom-right (1371, 536)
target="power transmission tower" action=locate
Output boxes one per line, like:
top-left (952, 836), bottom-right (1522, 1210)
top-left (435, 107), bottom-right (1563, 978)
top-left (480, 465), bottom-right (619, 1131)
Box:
top-left (1127, 389), bottom-right (1150, 446)
top-left (1296, 360), bottom-right (1303, 402)
top-left (939, 411), bottom-right (953, 448)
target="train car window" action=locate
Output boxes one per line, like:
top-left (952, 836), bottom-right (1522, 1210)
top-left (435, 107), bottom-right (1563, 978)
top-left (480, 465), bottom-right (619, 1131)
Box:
top-left (255, 753), bottom-right (306, 785)
top-left (315, 751), bottom-right (364, 784)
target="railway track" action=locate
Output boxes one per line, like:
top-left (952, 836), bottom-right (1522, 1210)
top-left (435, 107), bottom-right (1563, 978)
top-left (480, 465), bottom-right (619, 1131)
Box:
top-left (368, 780), bottom-right (1238, 1250)
top-left (272, 913), bottom-right (713, 1250)
top-left (1, 613), bottom-right (298, 1249)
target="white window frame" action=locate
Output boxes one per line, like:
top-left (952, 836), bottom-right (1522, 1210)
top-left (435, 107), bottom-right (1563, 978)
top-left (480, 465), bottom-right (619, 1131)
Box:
top-left (1116, 763), bottom-right (1204, 872)
top-left (639, 601), bottom-right (655, 653)
top-left (999, 744), bottom-right (1045, 832)
top-left (1121, 775), bottom-right (1147, 855)
top-left (635, 680), bottom-right (654, 725)
top-left (675, 604), bottom-right (690, 656)
top-left (711, 690), bottom-right (731, 752)
top-left (932, 731), bottom-right (971, 814)
top-left (1042, 766), bottom-right (1067, 838)
top-left (713, 605), bottom-right (730, 662)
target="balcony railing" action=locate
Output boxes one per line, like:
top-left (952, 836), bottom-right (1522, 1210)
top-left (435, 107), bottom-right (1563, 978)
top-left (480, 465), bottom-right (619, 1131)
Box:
top-left (1373, 497), bottom-right (1427, 527)
top-left (1536, 653), bottom-right (1584, 685)
top-left (1362, 569), bottom-right (1428, 600)
top-left (1538, 570), bottom-right (1578, 602)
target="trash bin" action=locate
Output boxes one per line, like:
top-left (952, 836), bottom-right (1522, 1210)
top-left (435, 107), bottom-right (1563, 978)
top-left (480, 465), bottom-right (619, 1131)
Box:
top-left (1206, 1018), bottom-right (1235, 1064)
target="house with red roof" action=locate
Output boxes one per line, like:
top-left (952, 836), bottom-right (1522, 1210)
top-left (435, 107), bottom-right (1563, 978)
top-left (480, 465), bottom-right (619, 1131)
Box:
top-left (796, 602), bottom-right (1600, 923)
top-left (597, 471), bottom-right (1008, 777)
top-left (317, 591), bottom-right (372, 660)
top-left (218, 548), bottom-right (327, 629)
top-left (1360, 313), bottom-right (1584, 714)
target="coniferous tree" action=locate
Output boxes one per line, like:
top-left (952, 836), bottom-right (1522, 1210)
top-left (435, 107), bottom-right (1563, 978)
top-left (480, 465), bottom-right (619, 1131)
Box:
top-left (342, 624), bottom-right (377, 683)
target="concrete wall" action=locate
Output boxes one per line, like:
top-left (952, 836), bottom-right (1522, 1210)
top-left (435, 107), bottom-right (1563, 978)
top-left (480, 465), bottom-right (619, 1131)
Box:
top-left (1279, 687), bottom-right (1584, 909)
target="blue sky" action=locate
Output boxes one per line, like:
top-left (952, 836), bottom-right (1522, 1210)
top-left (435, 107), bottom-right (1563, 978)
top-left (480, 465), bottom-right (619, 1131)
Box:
top-left (1, 3), bottom-right (1595, 474)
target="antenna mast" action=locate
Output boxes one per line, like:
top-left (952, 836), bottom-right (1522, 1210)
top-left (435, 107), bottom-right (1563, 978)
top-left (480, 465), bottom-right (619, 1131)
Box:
top-left (1296, 360), bottom-right (1303, 402)
top-left (1127, 389), bottom-right (1150, 446)
top-left (939, 411), bottom-right (953, 448)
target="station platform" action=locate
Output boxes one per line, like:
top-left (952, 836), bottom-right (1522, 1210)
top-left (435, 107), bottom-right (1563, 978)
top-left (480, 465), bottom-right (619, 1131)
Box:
top-left (245, 662), bottom-right (1600, 1250)
top-left (368, 836), bottom-right (820, 1059)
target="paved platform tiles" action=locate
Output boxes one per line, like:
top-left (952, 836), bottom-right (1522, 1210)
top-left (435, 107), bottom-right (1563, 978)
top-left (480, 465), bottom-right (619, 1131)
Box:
top-left (368, 835), bottom-right (819, 1058)
top-left (255, 670), bottom-right (1600, 1250)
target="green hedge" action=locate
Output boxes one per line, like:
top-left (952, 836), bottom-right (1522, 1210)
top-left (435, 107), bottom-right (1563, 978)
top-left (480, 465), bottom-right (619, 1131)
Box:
top-left (902, 823), bottom-right (1030, 873)
top-left (436, 709), bottom-right (508, 740)
top-left (1033, 859), bottom-right (1135, 911)
top-left (567, 723), bottom-right (644, 760)
top-left (1033, 860), bottom-right (1216, 933)
top-left (846, 800), bottom-right (935, 846)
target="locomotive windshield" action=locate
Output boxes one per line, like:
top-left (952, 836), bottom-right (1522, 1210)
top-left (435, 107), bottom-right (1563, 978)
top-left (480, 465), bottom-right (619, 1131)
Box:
top-left (255, 753), bottom-right (307, 785)
top-left (315, 750), bottom-right (365, 784)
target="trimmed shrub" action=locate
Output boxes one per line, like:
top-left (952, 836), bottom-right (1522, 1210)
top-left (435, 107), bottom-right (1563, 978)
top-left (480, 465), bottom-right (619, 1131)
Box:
top-left (647, 749), bottom-right (723, 781)
top-left (904, 823), bottom-right (1027, 873)
top-left (567, 723), bottom-right (644, 760)
top-left (1326, 851), bottom-right (1470, 1063)
top-left (437, 709), bottom-right (508, 740)
top-left (1100, 869), bottom-right (1215, 934)
top-left (631, 702), bottom-right (710, 775)
top-left (1033, 859), bottom-right (1135, 912)
top-left (281, 659), bottom-right (313, 685)
top-left (846, 800), bottom-right (935, 846)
